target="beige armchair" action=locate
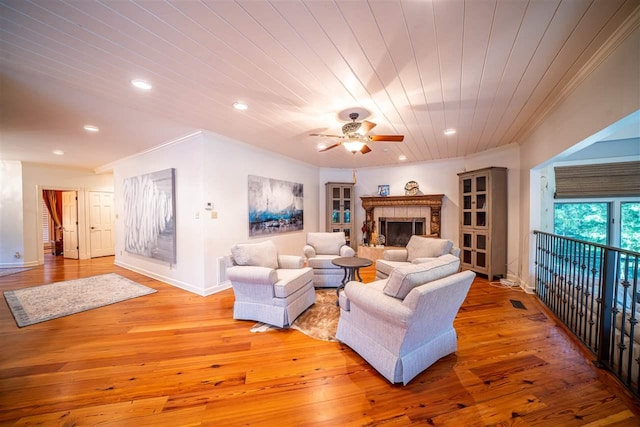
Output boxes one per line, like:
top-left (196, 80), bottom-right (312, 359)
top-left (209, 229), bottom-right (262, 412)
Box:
top-left (376, 236), bottom-right (460, 279)
top-left (337, 256), bottom-right (474, 385)
top-left (303, 232), bottom-right (356, 287)
top-left (226, 240), bottom-right (315, 328)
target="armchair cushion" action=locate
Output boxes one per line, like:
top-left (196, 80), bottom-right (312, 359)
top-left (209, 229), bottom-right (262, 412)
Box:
top-left (274, 268), bottom-right (314, 298)
top-left (383, 254), bottom-right (460, 299)
top-left (406, 237), bottom-right (453, 261)
top-left (307, 254), bottom-right (339, 269)
top-left (231, 240), bottom-right (278, 269)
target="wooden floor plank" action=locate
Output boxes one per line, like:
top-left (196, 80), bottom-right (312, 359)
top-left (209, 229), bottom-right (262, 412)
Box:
top-left (0, 254), bottom-right (638, 426)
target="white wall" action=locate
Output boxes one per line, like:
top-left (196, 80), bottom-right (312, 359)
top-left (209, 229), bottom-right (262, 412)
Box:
top-left (519, 25), bottom-right (640, 291)
top-left (0, 160), bottom-right (25, 267)
top-left (19, 162), bottom-right (114, 266)
top-left (113, 131), bottom-right (320, 296)
top-left (320, 143), bottom-right (521, 279)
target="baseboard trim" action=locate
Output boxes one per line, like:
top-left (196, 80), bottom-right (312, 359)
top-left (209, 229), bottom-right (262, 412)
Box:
top-left (0, 260), bottom-right (39, 268)
top-left (114, 260), bottom-right (232, 297)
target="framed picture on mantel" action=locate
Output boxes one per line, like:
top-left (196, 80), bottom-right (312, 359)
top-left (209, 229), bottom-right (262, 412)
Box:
top-left (377, 185), bottom-right (389, 197)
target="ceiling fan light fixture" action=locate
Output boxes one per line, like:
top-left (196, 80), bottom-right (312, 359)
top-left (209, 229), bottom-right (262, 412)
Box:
top-left (343, 141), bottom-right (366, 153)
top-left (317, 142), bottom-right (327, 151)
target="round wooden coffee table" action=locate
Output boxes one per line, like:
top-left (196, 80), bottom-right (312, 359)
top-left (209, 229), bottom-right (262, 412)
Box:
top-left (332, 256), bottom-right (373, 300)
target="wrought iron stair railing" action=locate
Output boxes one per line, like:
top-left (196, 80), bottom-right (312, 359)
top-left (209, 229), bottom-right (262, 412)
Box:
top-left (533, 231), bottom-right (640, 396)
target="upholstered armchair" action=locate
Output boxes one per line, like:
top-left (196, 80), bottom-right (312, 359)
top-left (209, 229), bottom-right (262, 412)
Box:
top-left (376, 236), bottom-right (460, 279)
top-left (226, 240), bottom-right (315, 328)
top-left (337, 256), bottom-right (474, 385)
top-left (303, 232), bottom-right (356, 287)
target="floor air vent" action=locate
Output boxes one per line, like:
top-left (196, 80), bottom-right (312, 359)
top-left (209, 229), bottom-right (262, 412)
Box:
top-left (510, 299), bottom-right (526, 310)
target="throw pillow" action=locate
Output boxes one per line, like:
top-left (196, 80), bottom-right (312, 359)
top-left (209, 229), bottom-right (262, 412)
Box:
top-left (406, 237), bottom-right (453, 261)
top-left (383, 256), bottom-right (460, 299)
top-left (231, 240), bottom-right (279, 268)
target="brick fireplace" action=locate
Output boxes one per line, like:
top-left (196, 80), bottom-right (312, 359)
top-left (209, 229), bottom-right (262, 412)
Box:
top-left (360, 194), bottom-right (443, 246)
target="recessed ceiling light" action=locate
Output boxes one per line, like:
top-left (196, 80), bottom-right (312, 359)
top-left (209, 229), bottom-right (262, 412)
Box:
top-left (83, 125), bottom-right (99, 132)
top-left (444, 128), bottom-right (457, 135)
top-left (398, 154), bottom-right (407, 161)
top-left (233, 102), bottom-right (248, 110)
top-left (52, 150), bottom-right (64, 155)
top-left (131, 79), bottom-right (152, 90)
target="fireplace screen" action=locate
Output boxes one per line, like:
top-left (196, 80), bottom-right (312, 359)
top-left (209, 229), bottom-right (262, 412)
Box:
top-left (379, 217), bottom-right (426, 246)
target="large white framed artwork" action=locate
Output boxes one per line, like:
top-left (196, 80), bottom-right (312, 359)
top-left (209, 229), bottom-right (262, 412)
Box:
top-left (248, 175), bottom-right (303, 237)
top-left (123, 168), bottom-right (176, 263)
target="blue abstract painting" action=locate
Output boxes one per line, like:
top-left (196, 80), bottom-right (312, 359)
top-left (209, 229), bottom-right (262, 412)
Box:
top-left (248, 175), bottom-right (303, 236)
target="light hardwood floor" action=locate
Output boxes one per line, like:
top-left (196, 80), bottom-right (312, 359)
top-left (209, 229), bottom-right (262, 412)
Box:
top-left (0, 254), bottom-right (638, 426)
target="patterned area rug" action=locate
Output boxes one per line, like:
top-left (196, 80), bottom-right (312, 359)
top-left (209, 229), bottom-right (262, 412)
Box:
top-left (3, 273), bottom-right (157, 327)
top-left (250, 289), bottom-right (340, 342)
top-left (0, 268), bottom-right (32, 278)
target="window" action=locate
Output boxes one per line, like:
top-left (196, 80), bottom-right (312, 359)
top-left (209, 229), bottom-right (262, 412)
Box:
top-left (554, 199), bottom-right (640, 250)
top-left (621, 202), bottom-right (640, 252)
top-left (42, 199), bottom-right (52, 248)
top-left (554, 202), bottom-right (609, 245)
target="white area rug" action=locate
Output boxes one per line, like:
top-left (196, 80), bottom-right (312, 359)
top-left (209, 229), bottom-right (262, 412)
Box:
top-left (3, 273), bottom-right (157, 327)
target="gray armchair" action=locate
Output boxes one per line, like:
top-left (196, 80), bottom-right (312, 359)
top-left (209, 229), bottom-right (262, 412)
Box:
top-left (337, 256), bottom-right (474, 384)
top-left (303, 232), bottom-right (356, 287)
top-left (226, 240), bottom-right (315, 328)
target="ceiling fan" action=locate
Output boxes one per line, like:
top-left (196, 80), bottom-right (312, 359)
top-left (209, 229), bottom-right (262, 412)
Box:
top-left (310, 113), bottom-right (404, 154)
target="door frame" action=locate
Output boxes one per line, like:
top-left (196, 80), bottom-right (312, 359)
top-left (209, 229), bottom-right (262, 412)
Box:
top-left (36, 185), bottom-right (90, 264)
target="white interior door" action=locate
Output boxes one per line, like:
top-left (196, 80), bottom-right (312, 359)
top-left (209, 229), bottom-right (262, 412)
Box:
top-left (89, 191), bottom-right (115, 257)
top-left (62, 191), bottom-right (79, 259)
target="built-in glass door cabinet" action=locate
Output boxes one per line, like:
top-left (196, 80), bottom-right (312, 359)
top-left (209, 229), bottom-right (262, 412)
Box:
top-left (325, 182), bottom-right (355, 248)
top-left (458, 167), bottom-right (507, 280)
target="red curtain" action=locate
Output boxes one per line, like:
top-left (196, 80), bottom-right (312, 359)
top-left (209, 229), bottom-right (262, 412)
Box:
top-left (43, 190), bottom-right (62, 240)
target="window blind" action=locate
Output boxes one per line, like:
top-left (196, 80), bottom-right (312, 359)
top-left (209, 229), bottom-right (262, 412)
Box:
top-left (554, 161), bottom-right (640, 198)
top-left (42, 199), bottom-right (51, 244)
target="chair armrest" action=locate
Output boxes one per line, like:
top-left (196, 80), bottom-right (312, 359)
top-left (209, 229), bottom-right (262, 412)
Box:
top-left (340, 245), bottom-right (356, 257)
top-left (383, 249), bottom-right (408, 261)
top-left (303, 245), bottom-right (316, 259)
top-left (227, 266), bottom-right (277, 285)
top-left (278, 254), bottom-right (305, 269)
top-left (343, 281), bottom-right (412, 327)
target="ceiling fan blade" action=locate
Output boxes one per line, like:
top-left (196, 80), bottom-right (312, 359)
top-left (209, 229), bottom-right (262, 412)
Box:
top-left (360, 144), bottom-right (372, 154)
top-left (319, 142), bottom-right (342, 152)
top-left (310, 133), bottom-right (345, 138)
top-left (369, 134), bottom-right (404, 142)
top-left (360, 120), bottom-right (376, 134)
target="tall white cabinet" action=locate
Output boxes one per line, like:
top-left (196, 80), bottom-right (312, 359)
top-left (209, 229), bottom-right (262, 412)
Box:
top-left (325, 182), bottom-right (355, 249)
top-left (458, 167), bottom-right (507, 280)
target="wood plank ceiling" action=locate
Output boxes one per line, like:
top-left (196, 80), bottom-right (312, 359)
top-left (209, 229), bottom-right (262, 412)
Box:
top-left (0, 0), bottom-right (637, 169)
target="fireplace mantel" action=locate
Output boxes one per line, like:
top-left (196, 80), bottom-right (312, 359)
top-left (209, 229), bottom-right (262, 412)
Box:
top-left (361, 194), bottom-right (444, 238)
